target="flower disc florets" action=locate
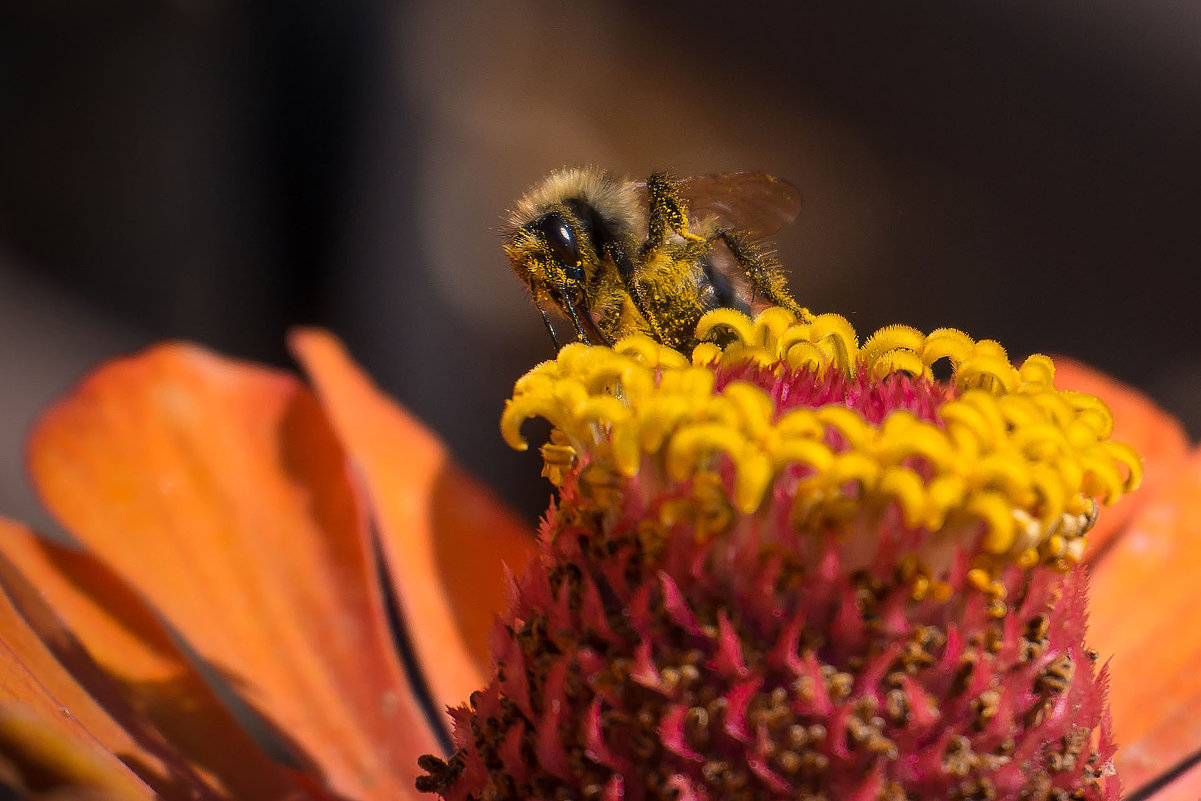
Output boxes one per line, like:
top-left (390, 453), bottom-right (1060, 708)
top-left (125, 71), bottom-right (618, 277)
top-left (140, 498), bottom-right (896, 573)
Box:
top-left (419, 307), bottom-right (1140, 801)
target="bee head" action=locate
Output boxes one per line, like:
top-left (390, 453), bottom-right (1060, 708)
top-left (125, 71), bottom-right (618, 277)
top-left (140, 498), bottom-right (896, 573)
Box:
top-left (505, 206), bottom-right (598, 298)
top-left (532, 211), bottom-right (583, 280)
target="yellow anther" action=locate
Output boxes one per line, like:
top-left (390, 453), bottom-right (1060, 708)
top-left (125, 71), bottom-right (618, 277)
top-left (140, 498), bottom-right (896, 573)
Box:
top-left (1054, 458), bottom-right (1086, 503)
top-left (1064, 392), bottom-right (1115, 439)
top-left (660, 367), bottom-right (717, 401)
top-left (754, 305), bottom-right (799, 344)
top-left (966, 492), bottom-right (1018, 554)
top-left (695, 308), bottom-right (757, 346)
top-left (501, 395), bottom-right (559, 450)
top-left (922, 328), bottom-right (975, 369)
top-left (939, 402), bottom-right (996, 451)
top-left (692, 342), bottom-right (723, 366)
top-left (809, 313), bottom-right (858, 350)
top-left (1018, 354), bottom-right (1056, 386)
top-left (615, 333), bottom-right (677, 367)
top-left (734, 449), bottom-right (775, 514)
top-left (863, 325), bottom-right (926, 362)
top-left (956, 390), bottom-right (1009, 437)
top-left (550, 377), bottom-right (590, 415)
top-left (973, 339), bottom-right (1009, 361)
top-left (666, 423), bottom-right (748, 482)
top-left (1012, 421), bottom-right (1068, 456)
top-left (1073, 408), bottom-right (1113, 442)
top-left (783, 341), bottom-right (832, 373)
top-left (575, 361), bottom-right (626, 397)
top-left (956, 355), bottom-right (1020, 394)
top-left (1104, 441), bottom-right (1143, 492)
top-left (1028, 391), bottom-right (1076, 429)
top-left (1032, 389), bottom-right (1080, 425)
top-left (926, 474), bottom-right (967, 506)
top-left (1080, 452), bottom-right (1126, 503)
top-left (721, 382), bottom-right (776, 439)
top-left (1064, 420), bottom-right (1103, 451)
top-left (972, 454), bottom-right (1034, 501)
top-left (878, 466), bottom-right (927, 528)
top-left (775, 409), bottom-right (824, 440)
top-left (720, 344), bottom-right (777, 370)
top-left (700, 396), bottom-right (746, 431)
top-left (604, 423), bottom-right (641, 477)
top-left (1028, 465), bottom-right (1067, 525)
top-left (616, 364), bottom-right (656, 402)
top-left (512, 362), bottom-right (559, 395)
top-left (775, 325), bottom-right (814, 352)
top-left (876, 420), bottom-right (955, 471)
top-left (994, 395), bottom-right (1042, 430)
top-left (924, 475), bottom-right (967, 529)
top-left (553, 341), bottom-right (594, 374)
top-left (770, 439), bottom-right (835, 472)
top-left (816, 406), bottom-right (873, 449)
top-left (808, 313), bottom-right (858, 375)
top-left (638, 396), bottom-right (694, 454)
top-left (826, 452), bottom-right (883, 490)
top-left (577, 396), bottom-right (630, 428)
top-left (870, 349), bottom-right (929, 380)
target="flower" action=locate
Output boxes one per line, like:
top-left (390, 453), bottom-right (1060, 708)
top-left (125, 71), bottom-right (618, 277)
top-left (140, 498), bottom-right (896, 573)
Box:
top-left (425, 309), bottom-right (1142, 801)
top-left (0, 316), bottom-right (1195, 800)
top-left (0, 330), bottom-right (536, 800)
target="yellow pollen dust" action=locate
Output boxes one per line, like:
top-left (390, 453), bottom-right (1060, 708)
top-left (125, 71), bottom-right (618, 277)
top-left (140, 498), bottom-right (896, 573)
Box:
top-left (501, 307), bottom-right (1143, 571)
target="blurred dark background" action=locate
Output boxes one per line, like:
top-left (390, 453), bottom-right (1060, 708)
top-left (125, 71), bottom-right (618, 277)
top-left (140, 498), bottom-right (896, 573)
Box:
top-left (2, 1), bottom-right (1199, 530)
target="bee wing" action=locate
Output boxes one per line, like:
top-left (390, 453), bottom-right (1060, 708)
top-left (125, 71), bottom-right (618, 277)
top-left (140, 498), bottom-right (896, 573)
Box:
top-left (698, 237), bottom-right (787, 316)
top-left (633, 172), bottom-right (802, 238)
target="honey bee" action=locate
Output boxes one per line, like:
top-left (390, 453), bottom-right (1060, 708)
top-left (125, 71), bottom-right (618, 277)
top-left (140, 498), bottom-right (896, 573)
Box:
top-left (504, 167), bottom-right (808, 352)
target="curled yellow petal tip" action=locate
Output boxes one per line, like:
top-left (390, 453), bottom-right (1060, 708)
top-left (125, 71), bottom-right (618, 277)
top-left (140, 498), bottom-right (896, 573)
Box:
top-left (503, 307), bottom-right (1141, 574)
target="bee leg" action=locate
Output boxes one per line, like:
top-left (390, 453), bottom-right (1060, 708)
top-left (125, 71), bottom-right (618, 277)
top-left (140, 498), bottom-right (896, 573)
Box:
top-left (555, 283), bottom-right (614, 346)
top-left (603, 240), bottom-right (668, 343)
top-left (559, 287), bottom-right (593, 345)
top-left (533, 293), bottom-right (563, 350)
top-left (642, 173), bottom-right (705, 261)
top-left (712, 229), bottom-right (810, 320)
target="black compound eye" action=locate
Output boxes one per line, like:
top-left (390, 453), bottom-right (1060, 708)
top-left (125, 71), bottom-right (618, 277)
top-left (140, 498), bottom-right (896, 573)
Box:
top-left (535, 213), bottom-right (581, 270)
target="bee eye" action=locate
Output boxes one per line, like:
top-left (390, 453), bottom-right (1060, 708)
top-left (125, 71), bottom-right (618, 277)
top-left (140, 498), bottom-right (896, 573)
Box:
top-left (535, 213), bottom-right (581, 268)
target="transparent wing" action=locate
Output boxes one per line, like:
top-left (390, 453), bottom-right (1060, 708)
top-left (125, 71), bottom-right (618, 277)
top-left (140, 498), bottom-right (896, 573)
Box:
top-left (634, 172), bottom-right (802, 238)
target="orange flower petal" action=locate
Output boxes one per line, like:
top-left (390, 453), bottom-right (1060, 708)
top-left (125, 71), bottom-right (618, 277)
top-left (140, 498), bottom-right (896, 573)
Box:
top-left (0, 520), bottom-right (323, 800)
top-left (0, 705), bottom-right (151, 800)
top-left (27, 344), bottom-right (439, 801)
top-left (289, 330), bottom-right (537, 711)
top-left (1087, 448), bottom-right (1201, 793)
top-left (1052, 357), bottom-right (1190, 556)
top-left (0, 518), bottom-right (185, 800)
